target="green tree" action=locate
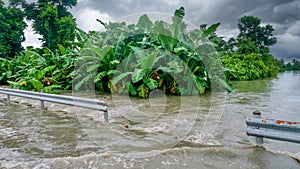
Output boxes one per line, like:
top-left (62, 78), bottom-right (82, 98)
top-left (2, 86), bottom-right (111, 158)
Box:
top-left (236, 37), bottom-right (259, 54)
top-left (277, 58), bottom-right (286, 71)
top-left (221, 15), bottom-right (280, 80)
top-left (224, 37), bottom-right (236, 54)
top-left (11, 0), bottom-right (77, 50)
top-left (292, 59), bottom-right (300, 70)
top-left (237, 15), bottom-right (277, 55)
top-left (0, 0), bottom-right (26, 58)
top-left (286, 62), bottom-right (293, 70)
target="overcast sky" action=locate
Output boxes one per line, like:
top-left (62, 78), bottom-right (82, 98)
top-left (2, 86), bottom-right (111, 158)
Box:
top-left (17, 0), bottom-right (300, 60)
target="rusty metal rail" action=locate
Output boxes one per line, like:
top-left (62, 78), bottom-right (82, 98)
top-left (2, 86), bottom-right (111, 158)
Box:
top-left (0, 87), bottom-right (109, 122)
top-left (246, 111), bottom-right (300, 144)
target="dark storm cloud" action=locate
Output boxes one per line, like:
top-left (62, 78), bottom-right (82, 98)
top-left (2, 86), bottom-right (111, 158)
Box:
top-left (215, 0), bottom-right (300, 59)
top-left (4, 0), bottom-right (299, 59)
top-left (72, 0), bottom-right (300, 59)
top-left (75, 0), bottom-right (295, 28)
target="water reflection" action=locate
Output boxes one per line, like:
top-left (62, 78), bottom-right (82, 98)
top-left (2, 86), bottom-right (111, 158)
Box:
top-left (230, 78), bottom-right (273, 93)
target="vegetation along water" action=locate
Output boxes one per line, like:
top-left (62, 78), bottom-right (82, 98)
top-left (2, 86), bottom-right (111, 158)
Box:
top-left (1, 1), bottom-right (292, 96)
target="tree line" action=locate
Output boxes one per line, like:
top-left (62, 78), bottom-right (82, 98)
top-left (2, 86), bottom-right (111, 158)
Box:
top-left (0, 2), bottom-right (298, 95)
top-left (283, 59), bottom-right (300, 70)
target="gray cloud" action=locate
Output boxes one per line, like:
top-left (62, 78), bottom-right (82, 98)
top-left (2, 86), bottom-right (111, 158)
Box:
top-left (76, 0), bottom-right (295, 28)
top-left (4, 0), bottom-right (299, 59)
top-left (71, 0), bottom-right (300, 59)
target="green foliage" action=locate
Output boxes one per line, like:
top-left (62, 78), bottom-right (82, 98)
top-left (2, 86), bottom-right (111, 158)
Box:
top-left (200, 23), bottom-right (221, 36)
top-left (199, 23), bottom-right (227, 52)
top-left (276, 58), bottom-right (286, 71)
top-left (17, 0), bottom-right (78, 50)
top-left (236, 38), bottom-right (259, 54)
top-left (285, 59), bottom-right (300, 71)
top-left (222, 15), bottom-right (281, 81)
top-left (222, 53), bottom-right (279, 80)
top-left (71, 7), bottom-right (229, 98)
top-left (0, 1), bottom-right (26, 58)
top-left (0, 46), bottom-right (75, 93)
top-left (238, 15), bottom-right (277, 55)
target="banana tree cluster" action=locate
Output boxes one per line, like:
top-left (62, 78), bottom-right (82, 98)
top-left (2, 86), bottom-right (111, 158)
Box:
top-left (72, 7), bottom-right (229, 98)
top-left (0, 45), bottom-right (75, 93)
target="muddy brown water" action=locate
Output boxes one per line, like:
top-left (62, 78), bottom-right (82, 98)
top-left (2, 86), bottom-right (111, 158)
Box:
top-left (0, 71), bottom-right (300, 168)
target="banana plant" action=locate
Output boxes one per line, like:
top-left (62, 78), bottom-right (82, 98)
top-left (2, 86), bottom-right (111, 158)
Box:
top-left (75, 6), bottom-right (228, 98)
top-left (112, 52), bottom-right (160, 98)
top-left (0, 58), bottom-right (15, 83)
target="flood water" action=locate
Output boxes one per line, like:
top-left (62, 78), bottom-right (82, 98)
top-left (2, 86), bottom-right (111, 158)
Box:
top-left (0, 71), bottom-right (300, 168)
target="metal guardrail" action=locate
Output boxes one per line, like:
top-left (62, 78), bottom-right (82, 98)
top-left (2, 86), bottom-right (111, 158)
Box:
top-left (246, 111), bottom-right (300, 144)
top-left (0, 87), bottom-right (109, 122)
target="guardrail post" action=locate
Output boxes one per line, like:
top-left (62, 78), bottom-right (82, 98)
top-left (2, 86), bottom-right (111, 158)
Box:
top-left (7, 94), bottom-right (10, 104)
top-left (253, 110), bottom-right (263, 145)
top-left (104, 110), bottom-right (108, 123)
top-left (103, 96), bottom-right (109, 123)
top-left (0, 87), bottom-right (110, 122)
top-left (40, 90), bottom-right (45, 111)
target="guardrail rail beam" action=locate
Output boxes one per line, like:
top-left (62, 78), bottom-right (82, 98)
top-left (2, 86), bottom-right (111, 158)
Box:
top-left (0, 87), bottom-right (109, 122)
top-left (246, 111), bottom-right (300, 144)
